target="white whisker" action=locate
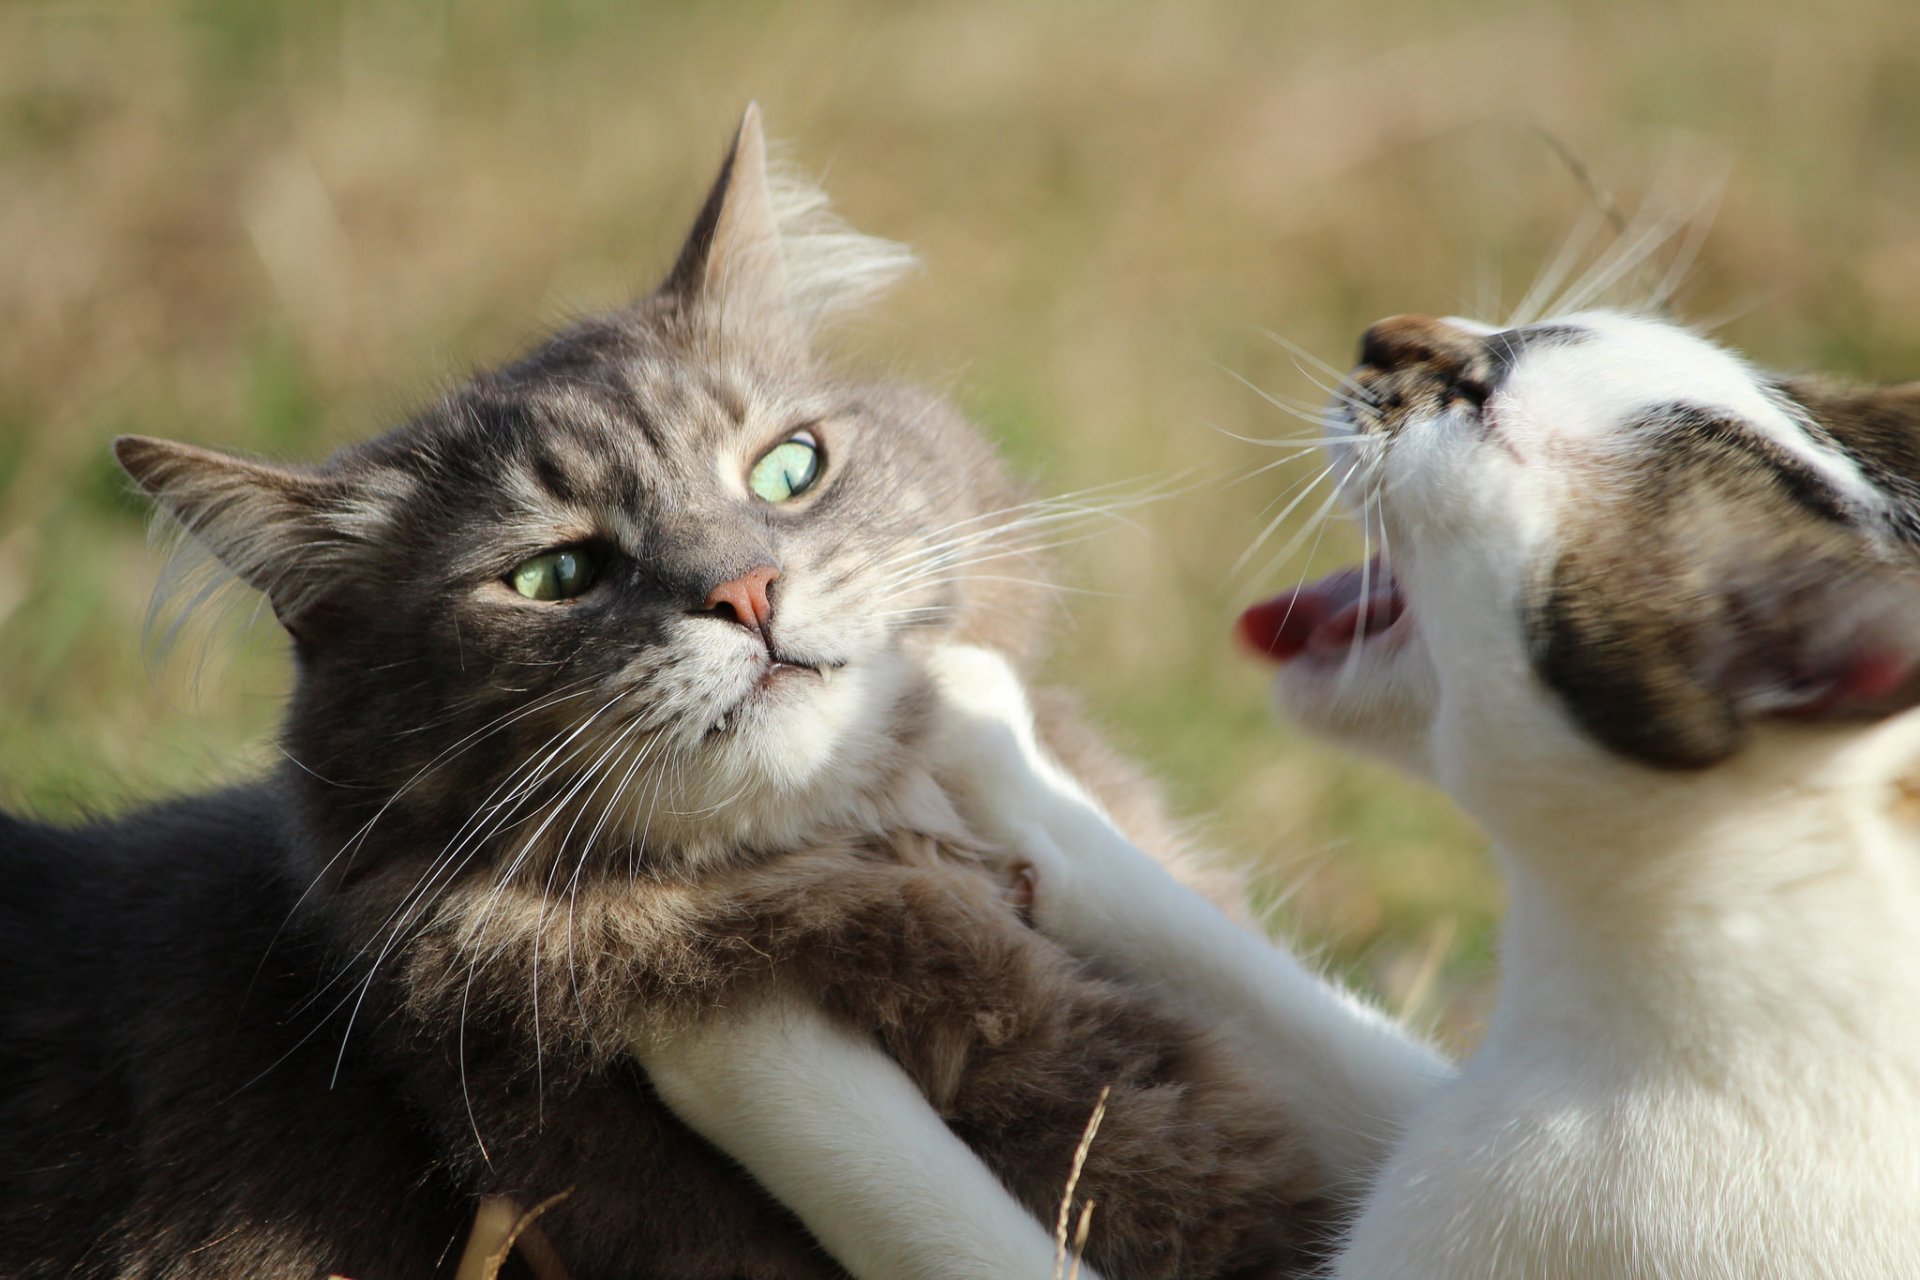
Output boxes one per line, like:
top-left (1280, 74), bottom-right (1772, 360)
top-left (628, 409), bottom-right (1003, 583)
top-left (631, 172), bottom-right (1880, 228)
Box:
top-left (1229, 459), bottom-right (1343, 581)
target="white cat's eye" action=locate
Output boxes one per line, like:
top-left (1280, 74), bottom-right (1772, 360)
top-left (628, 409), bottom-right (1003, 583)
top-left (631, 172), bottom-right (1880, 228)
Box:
top-left (748, 430), bottom-right (823, 504)
top-left (507, 548), bottom-right (596, 601)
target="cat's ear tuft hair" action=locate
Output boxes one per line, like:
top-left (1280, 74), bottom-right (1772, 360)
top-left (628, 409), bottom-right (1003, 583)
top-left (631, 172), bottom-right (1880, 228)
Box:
top-left (115, 435), bottom-right (356, 634)
top-left (663, 103), bottom-right (916, 334)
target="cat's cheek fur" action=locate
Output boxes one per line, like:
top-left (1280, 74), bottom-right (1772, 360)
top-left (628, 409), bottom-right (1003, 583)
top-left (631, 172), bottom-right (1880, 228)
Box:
top-left (634, 655), bottom-right (951, 868)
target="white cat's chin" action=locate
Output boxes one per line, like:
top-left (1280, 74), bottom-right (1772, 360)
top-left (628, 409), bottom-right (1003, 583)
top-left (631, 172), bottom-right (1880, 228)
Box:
top-left (1271, 649), bottom-right (1438, 779)
top-left (1244, 566), bottom-right (1441, 778)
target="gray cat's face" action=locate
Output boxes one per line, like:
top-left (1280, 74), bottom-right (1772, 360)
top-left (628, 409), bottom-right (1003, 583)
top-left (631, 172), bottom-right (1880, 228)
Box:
top-left (1244, 307), bottom-right (1920, 789)
top-left (118, 110), bottom-right (1041, 874)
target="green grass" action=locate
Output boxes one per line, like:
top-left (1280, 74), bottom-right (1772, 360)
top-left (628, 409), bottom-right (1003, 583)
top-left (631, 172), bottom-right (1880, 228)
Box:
top-left (4, 0), bottom-right (1919, 1046)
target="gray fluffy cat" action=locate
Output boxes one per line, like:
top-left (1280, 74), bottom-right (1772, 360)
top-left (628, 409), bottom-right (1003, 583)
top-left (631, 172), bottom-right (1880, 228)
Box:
top-left (0, 109), bottom-right (1334, 1278)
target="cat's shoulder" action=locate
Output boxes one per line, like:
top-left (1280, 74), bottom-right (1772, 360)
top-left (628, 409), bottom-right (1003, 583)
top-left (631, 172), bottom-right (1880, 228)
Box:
top-left (1, 780), bottom-right (302, 958)
top-left (4, 780), bottom-right (292, 867)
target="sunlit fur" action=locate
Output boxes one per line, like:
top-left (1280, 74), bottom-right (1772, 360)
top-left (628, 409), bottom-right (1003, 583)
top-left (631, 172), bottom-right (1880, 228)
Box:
top-left (1262, 306), bottom-right (1920, 1277)
top-left (0, 110), bottom-right (1332, 1279)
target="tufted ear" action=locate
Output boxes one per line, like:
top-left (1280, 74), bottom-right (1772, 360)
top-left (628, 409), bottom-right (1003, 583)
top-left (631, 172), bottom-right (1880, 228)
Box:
top-left (664, 103), bottom-right (790, 327)
top-left (115, 435), bottom-right (354, 636)
top-left (660, 104), bottom-right (915, 336)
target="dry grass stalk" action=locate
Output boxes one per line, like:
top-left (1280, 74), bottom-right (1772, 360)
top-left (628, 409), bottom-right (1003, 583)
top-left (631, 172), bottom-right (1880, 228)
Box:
top-left (451, 1188), bottom-right (575, 1280)
top-left (1052, 1084), bottom-right (1110, 1280)
top-left (1395, 914), bottom-right (1458, 1024)
top-left (1067, 1198), bottom-right (1097, 1280)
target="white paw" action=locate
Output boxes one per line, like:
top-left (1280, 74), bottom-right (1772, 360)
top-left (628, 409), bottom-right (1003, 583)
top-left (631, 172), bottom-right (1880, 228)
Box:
top-left (924, 643), bottom-right (1151, 941)
top-left (921, 644), bottom-right (1074, 878)
top-left (921, 643), bottom-right (1038, 744)
top-left (921, 644), bottom-right (1045, 802)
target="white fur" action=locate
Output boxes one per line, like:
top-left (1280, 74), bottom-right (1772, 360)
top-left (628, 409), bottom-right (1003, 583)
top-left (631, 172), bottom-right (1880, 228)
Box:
top-left (1282, 312), bottom-right (1920, 1280)
top-left (1333, 714), bottom-right (1920, 1279)
top-left (928, 632), bottom-right (1920, 1277)
top-left (636, 996), bottom-right (1101, 1280)
top-left (1278, 310), bottom-right (1920, 1276)
top-left (925, 644), bottom-right (1451, 1197)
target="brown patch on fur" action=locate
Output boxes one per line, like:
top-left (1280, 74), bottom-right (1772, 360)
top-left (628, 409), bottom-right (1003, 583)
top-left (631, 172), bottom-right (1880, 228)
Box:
top-left (1528, 400), bottom-right (1920, 769)
top-left (1530, 519), bottom-right (1745, 769)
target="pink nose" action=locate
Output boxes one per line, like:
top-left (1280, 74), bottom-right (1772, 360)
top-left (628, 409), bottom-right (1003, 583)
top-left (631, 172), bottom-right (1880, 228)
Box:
top-left (703, 566), bottom-right (779, 630)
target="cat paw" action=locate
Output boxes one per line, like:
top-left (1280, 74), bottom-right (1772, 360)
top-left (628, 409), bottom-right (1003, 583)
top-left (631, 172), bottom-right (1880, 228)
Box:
top-left (921, 644), bottom-right (1080, 902)
top-left (921, 643), bottom-right (1047, 810)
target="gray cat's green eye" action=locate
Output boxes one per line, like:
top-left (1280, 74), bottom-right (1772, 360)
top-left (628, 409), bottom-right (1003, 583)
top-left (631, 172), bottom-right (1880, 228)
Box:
top-left (748, 431), bottom-right (823, 504)
top-left (508, 549), bottom-right (595, 601)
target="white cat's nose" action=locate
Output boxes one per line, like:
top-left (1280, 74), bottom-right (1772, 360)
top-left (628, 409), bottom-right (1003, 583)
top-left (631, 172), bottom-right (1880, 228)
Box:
top-left (1359, 314), bottom-right (1479, 378)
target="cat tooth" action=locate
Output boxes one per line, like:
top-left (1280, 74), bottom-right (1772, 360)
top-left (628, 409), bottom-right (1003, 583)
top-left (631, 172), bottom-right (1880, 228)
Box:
top-left (819, 666), bottom-right (834, 686)
top-left (714, 712), bottom-right (730, 734)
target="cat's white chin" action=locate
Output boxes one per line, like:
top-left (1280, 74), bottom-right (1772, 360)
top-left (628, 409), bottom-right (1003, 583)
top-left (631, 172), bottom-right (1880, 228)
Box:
top-left (642, 650), bottom-right (945, 862)
top-left (1242, 560), bottom-right (1440, 777)
top-left (705, 657), bottom-right (894, 789)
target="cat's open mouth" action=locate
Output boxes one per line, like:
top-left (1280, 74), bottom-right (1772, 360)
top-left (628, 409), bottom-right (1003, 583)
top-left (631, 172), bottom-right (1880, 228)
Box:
top-left (1236, 556), bottom-right (1408, 665)
top-left (759, 655), bottom-right (836, 688)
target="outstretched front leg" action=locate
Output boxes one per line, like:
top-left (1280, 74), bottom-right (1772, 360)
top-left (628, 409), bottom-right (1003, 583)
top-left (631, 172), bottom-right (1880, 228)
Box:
top-left (637, 997), bottom-right (1086, 1280)
top-left (923, 644), bottom-right (1453, 1194)
top-left (630, 848), bottom-right (1330, 1280)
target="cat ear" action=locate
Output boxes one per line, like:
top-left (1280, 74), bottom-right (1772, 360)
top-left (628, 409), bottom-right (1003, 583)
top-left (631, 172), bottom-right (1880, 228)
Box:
top-left (1778, 378), bottom-right (1920, 507)
top-left (1703, 567), bottom-right (1920, 726)
top-left (664, 103), bottom-right (790, 325)
top-left (661, 104), bottom-right (915, 333)
top-left (115, 435), bottom-right (350, 634)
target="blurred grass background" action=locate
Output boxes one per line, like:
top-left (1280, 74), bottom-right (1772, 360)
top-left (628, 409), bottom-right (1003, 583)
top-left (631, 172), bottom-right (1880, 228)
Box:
top-left (4, 0), bottom-right (1919, 1047)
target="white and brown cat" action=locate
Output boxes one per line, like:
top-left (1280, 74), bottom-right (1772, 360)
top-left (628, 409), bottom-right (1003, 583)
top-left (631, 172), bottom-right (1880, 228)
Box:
top-left (927, 309), bottom-right (1920, 1278)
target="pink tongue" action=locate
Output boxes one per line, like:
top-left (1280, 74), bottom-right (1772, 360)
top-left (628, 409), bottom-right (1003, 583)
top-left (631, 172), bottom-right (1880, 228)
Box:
top-left (1237, 557), bottom-right (1404, 664)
